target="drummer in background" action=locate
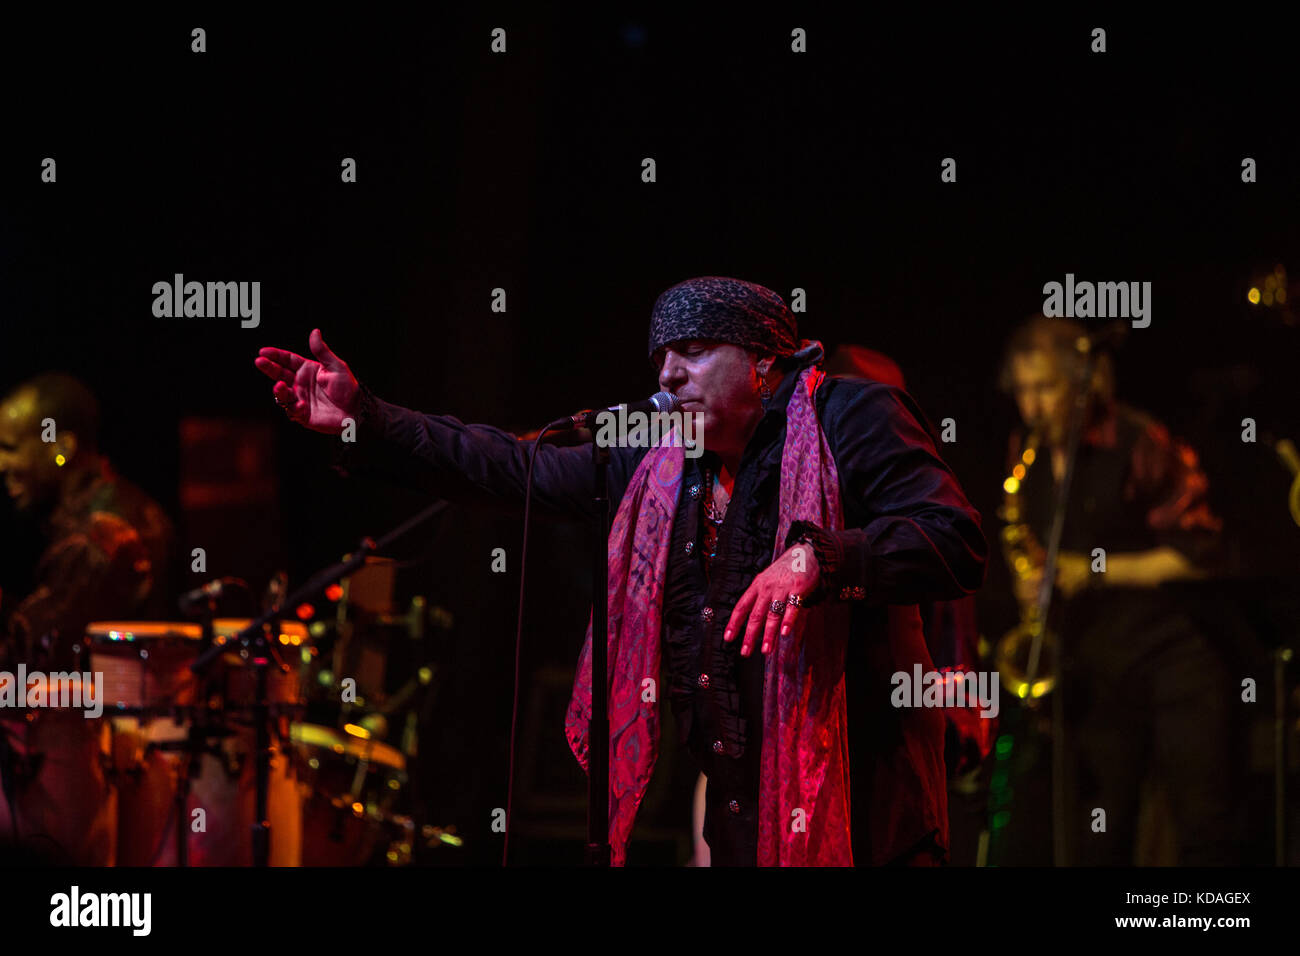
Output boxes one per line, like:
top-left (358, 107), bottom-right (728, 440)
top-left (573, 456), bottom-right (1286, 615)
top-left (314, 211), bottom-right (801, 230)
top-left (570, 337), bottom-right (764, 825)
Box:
top-left (0, 373), bottom-right (175, 865)
top-left (0, 372), bottom-right (175, 673)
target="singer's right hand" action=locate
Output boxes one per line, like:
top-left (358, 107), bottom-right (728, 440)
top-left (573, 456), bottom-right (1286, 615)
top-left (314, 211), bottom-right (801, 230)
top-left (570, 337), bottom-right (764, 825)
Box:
top-left (254, 328), bottom-right (360, 434)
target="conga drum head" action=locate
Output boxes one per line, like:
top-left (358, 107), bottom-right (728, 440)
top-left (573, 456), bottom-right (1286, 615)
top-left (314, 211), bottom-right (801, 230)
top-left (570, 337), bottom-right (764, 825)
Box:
top-left (85, 621), bottom-right (203, 713)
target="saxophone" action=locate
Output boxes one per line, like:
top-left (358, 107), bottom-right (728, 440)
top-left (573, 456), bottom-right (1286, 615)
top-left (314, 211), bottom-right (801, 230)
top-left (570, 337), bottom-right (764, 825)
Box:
top-left (994, 429), bottom-right (1059, 700)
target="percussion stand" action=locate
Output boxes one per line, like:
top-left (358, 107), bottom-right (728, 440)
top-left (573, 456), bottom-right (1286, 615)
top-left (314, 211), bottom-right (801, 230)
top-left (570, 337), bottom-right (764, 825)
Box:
top-left (189, 499), bottom-right (448, 866)
top-left (173, 593), bottom-right (220, 868)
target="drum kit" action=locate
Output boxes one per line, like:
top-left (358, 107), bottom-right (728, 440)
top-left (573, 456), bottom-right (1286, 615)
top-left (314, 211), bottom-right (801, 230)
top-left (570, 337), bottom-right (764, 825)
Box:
top-left (1, 549), bottom-right (454, 866)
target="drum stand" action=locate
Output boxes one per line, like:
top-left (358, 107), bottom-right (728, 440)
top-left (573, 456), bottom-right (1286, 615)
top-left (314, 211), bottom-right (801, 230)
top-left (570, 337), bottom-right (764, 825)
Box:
top-left (157, 599), bottom-right (233, 866)
top-left (189, 499), bottom-right (448, 866)
top-left (152, 713), bottom-right (229, 866)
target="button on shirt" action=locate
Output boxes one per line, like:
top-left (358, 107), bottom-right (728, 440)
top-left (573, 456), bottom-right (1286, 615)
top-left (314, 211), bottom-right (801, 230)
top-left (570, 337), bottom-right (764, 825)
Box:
top-left (661, 433), bottom-right (786, 865)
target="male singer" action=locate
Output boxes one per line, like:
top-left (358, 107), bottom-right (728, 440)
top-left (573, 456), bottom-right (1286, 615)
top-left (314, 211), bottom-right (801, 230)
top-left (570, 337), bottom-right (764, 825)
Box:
top-left (255, 277), bottom-right (986, 865)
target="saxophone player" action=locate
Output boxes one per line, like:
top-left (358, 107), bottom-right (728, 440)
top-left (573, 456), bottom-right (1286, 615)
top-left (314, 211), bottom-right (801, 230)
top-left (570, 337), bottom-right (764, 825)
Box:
top-left (996, 315), bottom-right (1240, 865)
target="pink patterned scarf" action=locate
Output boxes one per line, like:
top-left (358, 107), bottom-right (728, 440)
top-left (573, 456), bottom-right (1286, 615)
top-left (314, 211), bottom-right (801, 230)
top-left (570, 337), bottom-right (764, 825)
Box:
top-left (565, 362), bottom-right (854, 865)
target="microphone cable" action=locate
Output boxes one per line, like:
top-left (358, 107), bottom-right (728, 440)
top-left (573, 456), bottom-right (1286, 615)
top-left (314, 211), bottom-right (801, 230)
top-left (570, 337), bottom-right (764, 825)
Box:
top-left (502, 423), bottom-right (560, 866)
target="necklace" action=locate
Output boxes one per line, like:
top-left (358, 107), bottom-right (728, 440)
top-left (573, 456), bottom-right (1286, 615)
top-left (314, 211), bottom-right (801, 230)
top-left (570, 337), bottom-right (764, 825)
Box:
top-left (703, 468), bottom-right (729, 523)
top-left (701, 467), bottom-right (727, 568)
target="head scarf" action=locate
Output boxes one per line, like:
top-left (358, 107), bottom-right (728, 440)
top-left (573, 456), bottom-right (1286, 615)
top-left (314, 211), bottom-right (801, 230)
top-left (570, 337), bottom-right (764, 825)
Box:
top-left (649, 277), bottom-right (799, 364)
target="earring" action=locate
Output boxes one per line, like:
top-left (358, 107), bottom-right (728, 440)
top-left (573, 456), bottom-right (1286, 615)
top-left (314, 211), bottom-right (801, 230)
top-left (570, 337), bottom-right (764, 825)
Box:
top-left (759, 368), bottom-right (772, 403)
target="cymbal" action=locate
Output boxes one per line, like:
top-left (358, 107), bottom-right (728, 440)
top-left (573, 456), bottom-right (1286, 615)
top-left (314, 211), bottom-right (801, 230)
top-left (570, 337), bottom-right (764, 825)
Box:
top-left (289, 722), bottom-right (405, 770)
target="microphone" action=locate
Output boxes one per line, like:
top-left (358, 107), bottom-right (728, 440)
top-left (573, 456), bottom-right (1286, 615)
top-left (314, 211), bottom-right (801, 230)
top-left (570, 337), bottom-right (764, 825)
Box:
top-left (545, 391), bottom-right (682, 432)
top-left (178, 576), bottom-right (249, 613)
top-left (179, 579), bottom-right (224, 610)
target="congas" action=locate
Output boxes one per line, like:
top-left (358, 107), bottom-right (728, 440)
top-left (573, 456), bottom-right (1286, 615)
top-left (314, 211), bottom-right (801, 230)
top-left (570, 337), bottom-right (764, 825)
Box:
top-left (87, 619), bottom-right (307, 866)
top-left (210, 618), bottom-right (305, 711)
top-left (86, 621), bottom-right (204, 714)
top-left (292, 723), bottom-right (408, 866)
top-left (86, 619), bottom-right (305, 716)
top-left (112, 715), bottom-right (303, 866)
top-left (0, 673), bottom-right (116, 865)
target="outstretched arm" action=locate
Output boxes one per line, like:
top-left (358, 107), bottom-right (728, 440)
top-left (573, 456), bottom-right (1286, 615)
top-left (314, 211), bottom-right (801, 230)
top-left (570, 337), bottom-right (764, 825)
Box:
top-left (254, 329), bottom-right (634, 519)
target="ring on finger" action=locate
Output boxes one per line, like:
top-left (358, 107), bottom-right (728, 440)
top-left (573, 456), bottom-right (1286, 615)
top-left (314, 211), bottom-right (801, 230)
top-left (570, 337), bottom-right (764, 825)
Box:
top-left (768, 599), bottom-right (786, 616)
top-left (786, 593), bottom-right (803, 608)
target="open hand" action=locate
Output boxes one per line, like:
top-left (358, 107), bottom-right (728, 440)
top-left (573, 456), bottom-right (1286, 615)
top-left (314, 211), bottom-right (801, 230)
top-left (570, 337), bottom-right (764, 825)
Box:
top-left (253, 329), bottom-right (359, 434)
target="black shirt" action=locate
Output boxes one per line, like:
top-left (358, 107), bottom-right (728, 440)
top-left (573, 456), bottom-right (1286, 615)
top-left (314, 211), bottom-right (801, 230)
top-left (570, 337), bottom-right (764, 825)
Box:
top-left (336, 345), bottom-right (986, 864)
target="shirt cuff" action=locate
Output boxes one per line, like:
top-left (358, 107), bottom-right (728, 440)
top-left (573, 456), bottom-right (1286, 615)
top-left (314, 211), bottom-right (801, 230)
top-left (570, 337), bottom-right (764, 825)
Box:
top-left (330, 381), bottom-right (384, 478)
top-left (784, 520), bottom-right (873, 604)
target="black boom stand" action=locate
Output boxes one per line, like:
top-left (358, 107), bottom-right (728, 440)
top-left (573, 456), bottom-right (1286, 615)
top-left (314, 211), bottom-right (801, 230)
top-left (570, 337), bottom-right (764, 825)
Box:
top-left (1022, 332), bottom-right (1105, 867)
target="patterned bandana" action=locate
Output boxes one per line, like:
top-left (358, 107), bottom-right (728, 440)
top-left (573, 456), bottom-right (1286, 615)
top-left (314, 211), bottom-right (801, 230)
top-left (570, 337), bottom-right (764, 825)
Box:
top-left (564, 359), bottom-right (854, 866)
top-left (648, 277), bottom-right (799, 364)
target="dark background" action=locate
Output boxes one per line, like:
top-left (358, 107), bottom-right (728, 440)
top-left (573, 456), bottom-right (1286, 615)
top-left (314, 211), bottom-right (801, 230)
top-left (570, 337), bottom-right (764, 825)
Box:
top-left (2, 10), bottom-right (1297, 864)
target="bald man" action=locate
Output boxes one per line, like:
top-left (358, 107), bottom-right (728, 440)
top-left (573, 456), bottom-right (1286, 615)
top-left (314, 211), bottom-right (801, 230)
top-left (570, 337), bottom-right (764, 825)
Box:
top-left (0, 373), bottom-right (176, 863)
top-left (0, 374), bottom-right (174, 673)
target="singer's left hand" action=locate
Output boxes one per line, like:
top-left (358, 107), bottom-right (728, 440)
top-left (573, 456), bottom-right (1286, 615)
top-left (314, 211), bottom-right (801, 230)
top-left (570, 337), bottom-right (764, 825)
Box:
top-left (724, 544), bottom-right (820, 656)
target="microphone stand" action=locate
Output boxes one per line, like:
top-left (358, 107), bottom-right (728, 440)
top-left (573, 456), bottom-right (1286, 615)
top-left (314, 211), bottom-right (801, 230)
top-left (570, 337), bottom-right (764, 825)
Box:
top-left (1022, 334), bottom-right (1104, 867)
top-left (513, 393), bottom-right (676, 867)
top-left (178, 594), bottom-right (219, 868)
top-left (188, 498), bottom-right (448, 866)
